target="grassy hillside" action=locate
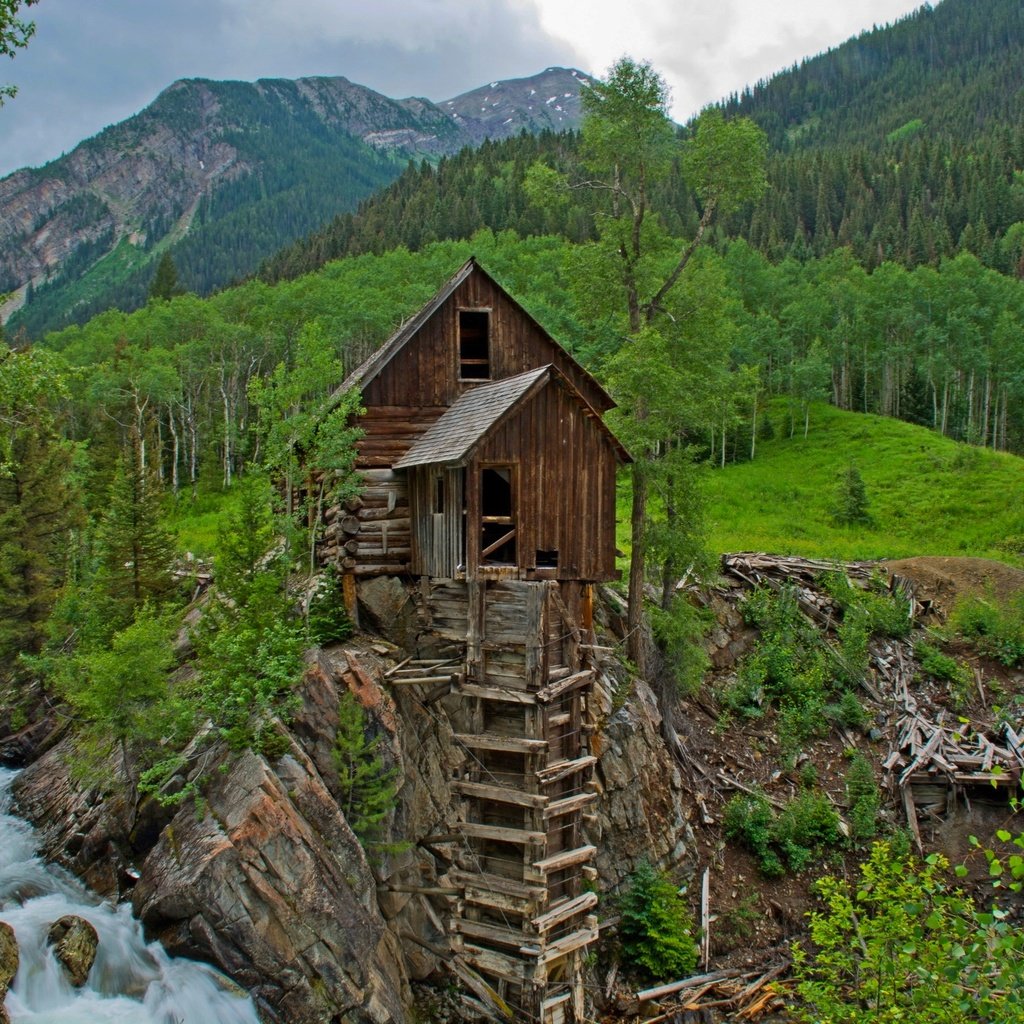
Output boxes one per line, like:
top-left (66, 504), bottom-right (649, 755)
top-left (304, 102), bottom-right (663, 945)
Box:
top-left (702, 401), bottom-right (1024, 564)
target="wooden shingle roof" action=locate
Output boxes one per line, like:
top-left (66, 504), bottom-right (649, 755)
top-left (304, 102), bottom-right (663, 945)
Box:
top-left (393, 366), bottom-right (550, 469)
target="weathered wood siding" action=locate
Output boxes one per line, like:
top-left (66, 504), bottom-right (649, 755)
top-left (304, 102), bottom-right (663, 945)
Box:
top-left (360, 270), bottom-right (610, 418)
top-left (470, 379), bottom-right (619, 582)
top-left (408, 466), bottom-right (464, 577)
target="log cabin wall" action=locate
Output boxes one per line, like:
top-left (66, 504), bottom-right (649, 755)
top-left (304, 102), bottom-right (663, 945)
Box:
top-left (317, 468), bottom-right (411, 576)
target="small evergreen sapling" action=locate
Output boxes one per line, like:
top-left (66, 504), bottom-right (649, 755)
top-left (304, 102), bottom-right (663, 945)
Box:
top-left (618, 860), bottom-right (698, 980)
top-left (333, 690), bottom-right (401, 853)
top-left (832, 463), bottom-right (871, 525)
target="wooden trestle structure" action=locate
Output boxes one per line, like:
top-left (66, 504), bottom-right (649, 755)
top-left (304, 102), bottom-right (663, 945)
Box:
top-left (420, 577), bottom-right (600, 1023)
top-left (310, 258), bottom-right (630, 1021)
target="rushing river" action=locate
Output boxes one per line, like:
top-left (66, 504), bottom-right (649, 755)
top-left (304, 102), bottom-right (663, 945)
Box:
top-left (0, 767), bottom-right (260, 1024)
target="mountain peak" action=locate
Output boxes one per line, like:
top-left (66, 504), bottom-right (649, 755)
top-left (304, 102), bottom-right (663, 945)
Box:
top-left (442, 66), bottom-right (590, 141)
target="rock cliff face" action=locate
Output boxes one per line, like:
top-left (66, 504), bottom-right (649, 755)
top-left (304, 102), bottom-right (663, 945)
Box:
top-left (8, 581), bottom-right (694, 1021)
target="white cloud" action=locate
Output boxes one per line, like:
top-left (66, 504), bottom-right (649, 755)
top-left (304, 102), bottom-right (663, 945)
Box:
top-left (531, 0), bottom-right (925, 120)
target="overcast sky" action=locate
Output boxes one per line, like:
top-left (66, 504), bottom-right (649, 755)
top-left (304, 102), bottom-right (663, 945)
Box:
top-left (0, 0), bottom-right (927, 178)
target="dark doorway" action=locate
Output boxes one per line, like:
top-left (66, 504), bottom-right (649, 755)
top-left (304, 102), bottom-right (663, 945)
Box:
top-left (480, 466), bottom-right (516, 564)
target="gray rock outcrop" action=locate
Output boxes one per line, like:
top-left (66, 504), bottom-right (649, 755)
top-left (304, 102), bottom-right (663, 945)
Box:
top-left (8, 582), bottom-right (699, 1020)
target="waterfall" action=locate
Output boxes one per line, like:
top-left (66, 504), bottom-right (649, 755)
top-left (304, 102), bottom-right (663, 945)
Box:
top-left (0, 767), bottom-right (260, 1023)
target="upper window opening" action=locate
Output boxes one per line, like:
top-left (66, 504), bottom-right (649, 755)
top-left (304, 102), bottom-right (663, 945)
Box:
top-left (459, 310), bottom-right (490, 380)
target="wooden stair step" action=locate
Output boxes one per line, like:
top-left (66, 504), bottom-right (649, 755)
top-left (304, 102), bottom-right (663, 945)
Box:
top-left (455, 732), bottom-right (548, 753)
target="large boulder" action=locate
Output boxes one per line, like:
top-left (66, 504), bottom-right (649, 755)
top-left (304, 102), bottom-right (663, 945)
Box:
top-left (47, 915), bottom-right (98, 987)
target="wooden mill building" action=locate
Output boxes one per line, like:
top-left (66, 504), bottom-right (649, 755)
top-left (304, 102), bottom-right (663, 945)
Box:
top-left (318, 258), bottom-right (630, 1023)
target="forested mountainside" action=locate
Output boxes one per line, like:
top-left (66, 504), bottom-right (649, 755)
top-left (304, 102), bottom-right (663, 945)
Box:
top-left (0, 68), bottom-right (587, 339)
top-left (262, 0), bottom-right (1024, 284)
top-left (721, 0), bottom-right (1024, 149)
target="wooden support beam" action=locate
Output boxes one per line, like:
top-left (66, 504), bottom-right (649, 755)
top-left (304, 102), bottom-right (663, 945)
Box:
top-left (450, 869), bottom-right (548, 901)
top-left (381, 884), bottom-right (461, 896)
top-left (455, 917), bottom-right (536, 949)
top-left (459, 822), bottom-right (547, 845)
top-left (536, 925), bottom-right (598, 962)
top-left (461, 943), bottom-right (535, 984)
top-left (533, 845), bottom-right (596, 874)
top-left (544, 791), bottom-right (598, 819)
top-left (458, 682), bottom-right (537, 705)
top-left (455, 732), bottom-right (548, 754)
top-left (387, 674), bottom-right (455, 685)
top-left (463, 885), bottom-right (538, 916)
top-left (453, 779), bottom-right (549, 809)
top-left (531, 892), bottom-right (599, 933)
top-left (536, 669), bottom-right (593, 704)
top-left (481, 528), bottom-right (517, 560)
top-left (537, 755), bottom-right (597, 786)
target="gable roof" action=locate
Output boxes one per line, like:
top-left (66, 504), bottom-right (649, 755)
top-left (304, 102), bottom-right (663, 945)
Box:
top-left (336, 257), bottom-right (615, 413)
top-left (393, 364), bottom-right (630, 469)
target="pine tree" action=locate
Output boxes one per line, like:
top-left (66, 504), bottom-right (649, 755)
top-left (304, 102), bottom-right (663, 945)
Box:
top-left (0, 348), bottom-right (83, 672)
top-left (833, 463), bottom-right (872, 525)
top-left (333, 690), bottom-right (400, 850)
top-left (0, 425), bottom-right (83, 670)
top-left (148, 252), bottom-right (185, 302)
top-left (94, 443), bottom-right (178, 628)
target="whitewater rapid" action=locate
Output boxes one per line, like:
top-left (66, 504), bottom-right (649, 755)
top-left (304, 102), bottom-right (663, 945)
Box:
top-left (0, 766), bottom-right (260, 1023)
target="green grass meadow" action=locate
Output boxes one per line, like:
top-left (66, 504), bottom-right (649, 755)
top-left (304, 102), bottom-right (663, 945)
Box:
top-left (703, 402), bottom-right (1024, 564)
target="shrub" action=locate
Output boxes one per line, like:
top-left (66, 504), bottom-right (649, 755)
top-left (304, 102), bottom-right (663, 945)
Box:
top-left (794, 841), bottom-right (1024, 1023)
top-left (724, 789), bottom-right (840, 877)
top-left (950, 594), bottom-right (1024, 668)
top-left (723, 791), bottom-right (783, 876)
top-left (821, 571), bottom-right (911, 639)
top-left (618, 861), bottom-right (698, 980)
top-left (915, 639), bottom-right (974, 708)
top-left (773, 791), bottom-right (841, 872)
top-left (825, 689), bottom-right (870, 732)
top-left (307, 565), bottom-right (354, 645)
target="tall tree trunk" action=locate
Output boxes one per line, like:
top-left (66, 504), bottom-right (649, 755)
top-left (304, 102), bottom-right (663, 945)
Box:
top-left (967, 369), bottom-right (975, 442)
top-left (627, 461), bottom-right (648, 676)
top-left (750, 393), bottom-right (758, 462)
top-left (168, 408), bottom-right (180, 495)
top-left (982, 371), bottom-right (991, 448)
top-left (221, 381), bottom-right (233, 488)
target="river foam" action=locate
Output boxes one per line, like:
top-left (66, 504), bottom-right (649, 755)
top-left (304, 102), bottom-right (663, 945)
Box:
top-left (0, 767), bottom-right (260, 1024)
